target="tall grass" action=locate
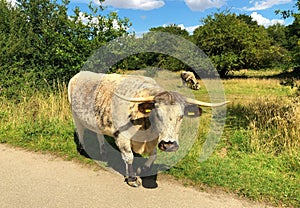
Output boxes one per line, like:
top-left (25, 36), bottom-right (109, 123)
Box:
top-left (0, 83), bottom-right (77, 158)
top-left (248, 97), bottom-right (300, 154)
top-left (228, 97), bottom-right (300, 154)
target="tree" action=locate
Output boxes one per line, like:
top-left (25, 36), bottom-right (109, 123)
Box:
top-left (147, 24), bottom-right (191, 71)
top-left (16, 0), bottom-right (130, 82)
top-left (149, 24), bottom-right (190, 38)
top-left (0, 0), bottom-right (131, 98)
top-left (0, 0), bottom-right (35, 98)
top-left (237, 14), bottom-right (259, 27)
top-left (276, 0), bottom-right (300, 70)
top-left (267, 24), bottom-right (288, 46)
top-left (193, 12), bottom-right (280, 77)
top-left (114, 24), bottom-right (192, 72)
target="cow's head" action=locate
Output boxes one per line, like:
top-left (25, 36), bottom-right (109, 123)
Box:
top-left (115, 91), bottom-right (228, 152)
top-left (192, 83), bottom-right (201, 90)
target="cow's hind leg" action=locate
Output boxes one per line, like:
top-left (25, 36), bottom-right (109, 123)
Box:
top-left (73, 114), bottom-right (87, 156)
top-left (115, 136), bottom-right (141, 187)
top-left (96, 134), bottom-right (107, 161)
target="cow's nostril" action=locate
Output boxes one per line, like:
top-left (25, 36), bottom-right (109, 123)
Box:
top-left (158, 141), bottom-right (179, 152)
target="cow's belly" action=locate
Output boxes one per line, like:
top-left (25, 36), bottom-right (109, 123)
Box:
top-left (128, 127), bottom-right (160, 155)
top-left (131, 138), bottom-right (158, 155)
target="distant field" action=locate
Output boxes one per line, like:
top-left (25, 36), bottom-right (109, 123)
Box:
top-left (173, 70), bottom-right (300, 207)
top-left (0, 69), bottom-right (299, 207)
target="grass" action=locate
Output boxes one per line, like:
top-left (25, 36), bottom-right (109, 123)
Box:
top-left (0, 85), bottom-right (79, 160)
top-left (228, 97), bottom-right (300, 154)
top-left (168, 152), bottom-right (300, 206)
top-left (0, 69), bottom-right (299, 207)
top-left (172, 71), bottom-right (300, 207)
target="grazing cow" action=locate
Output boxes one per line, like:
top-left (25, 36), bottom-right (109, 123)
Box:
top-left (68, 71), bottom-right (228, 187)
top-left (180, 71), bottom-right (201, 90)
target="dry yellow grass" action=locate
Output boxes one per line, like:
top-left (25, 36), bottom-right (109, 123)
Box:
top-left (223, 78), bottom-right (296, 104)
top-left (243, 96), bottom-right (300, 154)
top-left (219, 75), bottom-right (300, 154)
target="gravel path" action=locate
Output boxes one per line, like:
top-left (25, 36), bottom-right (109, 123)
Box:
top-left (0, 144), bottom-right (271, 208)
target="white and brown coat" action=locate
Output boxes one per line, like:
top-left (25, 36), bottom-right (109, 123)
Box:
top-left (68, 71), bottom-right (228, 187)
top-left (180, 71), bottom-right (201, 90)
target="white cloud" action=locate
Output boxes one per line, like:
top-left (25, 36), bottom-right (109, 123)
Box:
top-left (72, 12), bottom-right (126, 30)
top-left (96, 0), bottom-right (165, 10)
top-left (76, 12), bottom-right (99, 25)
top-left (244, 0), bottom-right (292, 11)
top-left (6, 0), bottom-right (17, 7)
top-left (178, 24), bottom-right (200, 34)
top-left (185, 0), bottom-right (226, 12)
top-left (251, 12), bottom-right (285, 27)
top-left (160, 24), bottom-right (200, 34)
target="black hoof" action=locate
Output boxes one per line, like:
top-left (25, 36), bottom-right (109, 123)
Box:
top-left (125, 177), bottom-right (141, 187)
top-left (141, 175), bottom-right (158, 189)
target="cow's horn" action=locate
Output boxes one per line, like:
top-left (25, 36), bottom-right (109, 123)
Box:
top-left (186, 98), bottom-right (230, 107)
top-left (114, 92), bottom-right (155, 102)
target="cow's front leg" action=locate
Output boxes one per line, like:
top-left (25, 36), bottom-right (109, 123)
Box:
top-left (181, 78), bottom-right (188, 88)
top-left (145, 149), bottom-right (157, 168)
top-left (137, 149), bottom-right (157, 176)
top-left (115, 136), bottom-right (141, 187)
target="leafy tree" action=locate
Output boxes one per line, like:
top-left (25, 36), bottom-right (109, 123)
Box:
top-left (0, 0), bottom-right (131, 99)
top-left (267, 24), bottom-right (288, 46)
top-left (237, 14), bottom-right (259, 27)
top-left (276, 0), bottom-right (300, 70)
top-left (149, 24), bottom-right (190, 38)
top-left (114, 24), bottom-right (192, 72)
top-left (266, 24), bottom-right (291, 69)
top-left (16, 0), bottom-right (130, 81)
top-left (150, 25), bottom-right (190, 71)
top-left (146, 24), bottom-right (190, 71)
top-left (193, 12), bottom-right (281, 77)
top-left (0, 0), bottom-right (34, 98)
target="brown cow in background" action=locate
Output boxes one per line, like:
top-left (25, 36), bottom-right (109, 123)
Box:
top-left (180, 71), bottom-right (201, 90)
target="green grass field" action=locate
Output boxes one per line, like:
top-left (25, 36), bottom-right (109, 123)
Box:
top-left (0, 70), bottom-right (299, 207)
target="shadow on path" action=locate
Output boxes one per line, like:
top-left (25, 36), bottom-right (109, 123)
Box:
top-left (73, 130), bottom-right (161, 189)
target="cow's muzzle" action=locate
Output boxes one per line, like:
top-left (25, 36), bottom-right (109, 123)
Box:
top-left (158, 141), bottom-right (179, 152)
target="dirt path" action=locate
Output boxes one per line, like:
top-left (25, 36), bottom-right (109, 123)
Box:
top-left (0, 144), bottom-right (271, 208)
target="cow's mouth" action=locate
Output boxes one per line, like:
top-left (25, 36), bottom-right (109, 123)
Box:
top-left (158, 141), bottom-right (179, 152)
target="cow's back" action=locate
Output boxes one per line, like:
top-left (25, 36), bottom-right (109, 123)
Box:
top-left (68, 71), bottom-right (163, 136)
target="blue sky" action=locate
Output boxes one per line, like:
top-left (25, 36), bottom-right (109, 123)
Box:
top-left (79, 0), bottom-right (296, 34)
top-left (9, 0), bottom-right (297, 34)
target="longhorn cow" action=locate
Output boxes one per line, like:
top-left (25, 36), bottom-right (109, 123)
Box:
top-left (68, 71), bottom-right (228, 187)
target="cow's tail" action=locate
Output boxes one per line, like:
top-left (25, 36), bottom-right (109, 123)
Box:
top-left (67, 78), bottom-right (73, 104)
top-left (67, 72), bottom-right (80, 104)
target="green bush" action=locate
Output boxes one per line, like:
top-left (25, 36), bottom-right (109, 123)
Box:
top-left (0, 0), bottom-right (130, 99)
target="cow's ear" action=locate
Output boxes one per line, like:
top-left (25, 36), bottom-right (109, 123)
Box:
top-left (184, 104), bottom-right (202, 117)
top-left (138, 102), bottom-right (155, 114)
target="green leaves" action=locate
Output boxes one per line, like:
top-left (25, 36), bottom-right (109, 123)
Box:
top-left (193, 12), bottom-right (284, 77)
top-left (0, 0), bottom-right (130, 99)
